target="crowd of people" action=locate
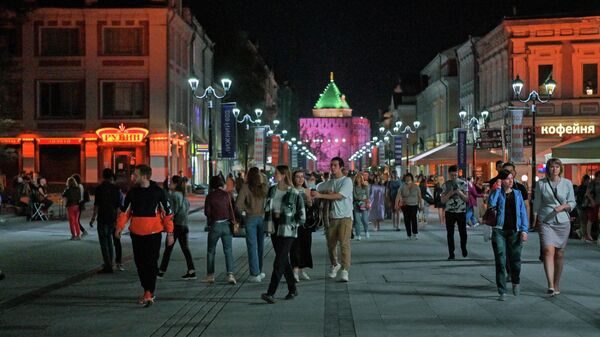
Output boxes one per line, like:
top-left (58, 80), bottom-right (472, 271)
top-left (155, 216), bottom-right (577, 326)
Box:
top-left (3, 155), bottom-right (598, 303)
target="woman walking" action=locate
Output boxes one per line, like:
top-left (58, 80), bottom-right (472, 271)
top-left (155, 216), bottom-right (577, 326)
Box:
top-left (396, 173), bottom-right (422, 240)
top-left (369, 175), bottom-right (385, 231)
top-left (261, 165), bottom-right (305, 304)
top-left (71, 174), bottom-right (89, 237)
top-left (352, 172), bottom-right (370, 240)
top-left (584, 171), bottom-right (600, 242)
top-left (467, 177), bottom-right (484, 228)
top-left (487, 169), bottom-right (528, 301)
top-left (433, 176), bottom-right (446, 226)
top-left (63, 177), bottom-right (81, 240)
top-left (203, 176), bottom-right (237, 284)
top-left (533, 158), bottom-right (576, 296)
top-left (290, 170), bottom-right (314, 282)
top-left (235, 167), bottom-right (268, 282)
top-left (158, 175), bottom-right (195, 280)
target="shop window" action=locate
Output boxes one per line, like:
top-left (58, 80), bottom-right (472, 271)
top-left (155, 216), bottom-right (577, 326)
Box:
top-left (40, 28), bottom-right (81, 56)
top-left (0, 81), bottom-right (22, 119)
top-left (38, 81), bottom-right (85, 118)
top-left (103, 27), bottom-right (144, 56)
top-left (101, 81), bottom-right (146, 117)
top-left (538, 64), bottom-right (553, 95)
top-left (583, 64), bottom-right (598, 96)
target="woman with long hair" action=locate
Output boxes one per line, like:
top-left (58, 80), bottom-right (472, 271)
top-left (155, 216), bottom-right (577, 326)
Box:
top-left (71, 174), bottom-right (89, 237)
top-left (433, 175), bottom-right (446, 226)
top-left (584, 170), bottom-right (600, 242)
top-left (352, 171), bottom-right (370, 239)
top-left (203, 176), bottom-right (237, 284)
top-left (369, 175), bottom-right (385, 231)
top-left (533, 158), bottom-right (576, 296)
top-left (488, 169), bottom-right (528, 301)
top-left (63, 177), bottom-right (81, 240)
top-left (396, 173), bottom-right (422, 240)
top-left (158, 175), bottom-right (195, 280)
top-left (236, 167), bottom-right (268, 282)
top-left (261, 165), bottom-right (305, 304)
top-left (290, 170), bottom-right (313, 281)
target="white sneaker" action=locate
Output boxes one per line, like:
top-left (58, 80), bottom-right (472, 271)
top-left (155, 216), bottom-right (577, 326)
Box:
top-left (406, 236), bottom-right (412, 240)
top-left (293, 271), bottom-right (300, 282)
top-left (227, 273), bottom-right (237, 285)
top-left (328, 263), bottom-right (341, 278)
top-left (413, 234), bottom-right (419, 240)
top-left (339, 270), bottom-right (349, 282)
top-left (300, 270), bottom-right (310, 280)
top-left (365, 232), bottom-right (370, 239)
top-left (259, 272), bottom-right (266, 280)
top-left (248, 275), bottom-right (262, 283)
top-left (356, 236), bottom-right (361, 241)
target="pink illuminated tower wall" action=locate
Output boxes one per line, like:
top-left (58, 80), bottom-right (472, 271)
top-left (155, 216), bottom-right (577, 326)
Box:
top-left (299, 73), bottom-right (371, 172)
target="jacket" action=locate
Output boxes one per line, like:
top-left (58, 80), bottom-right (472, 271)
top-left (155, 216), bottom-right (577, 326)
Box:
top-left (468, 182), bottom-right (484, 207)
top-left (235, 183), bottom-right (267, 217)
top-left (264, 185), bottom-right (305, 237)
top-left (488, 188), bottom-right (528, 232)
top-left (204, 188), bottom-right (235, 226)
top-left (63, 186), bottom-right (81, 207)
top-left (117, 181), bottom-right (174, 236)
top-left (169, 191), bottom-right (189, 228)
top-left (533, 177), bottom-right (576, 224)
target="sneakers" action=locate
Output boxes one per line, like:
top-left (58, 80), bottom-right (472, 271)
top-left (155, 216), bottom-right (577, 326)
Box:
top-left (285, 289), bottom-right (298, 300)
top-left (181, 271), bottom-right (197, 280)
top-left (365, 232), bottom-right (370, 239)
top-left (356, 236), bottom-right (361, 241)
top-left (300, 270), bottom-right (310, 280)
top-left (261, 293), bottom-right (276, 304)
top-left (512, 284), bottom-right (520, 296)
top-left (328, 263), bottom-right (341, 278)
top-left (259, 272), bottom-right (266, 280)
top-left (139, 291), bottom-right (155, 307)
top-left (201, 275), bottom-right (215, 284)
top-left (227, 273), bottom-right (237, 285)
top-left (462, 249), bottom-right (468, 258)
top-left (498, 293), bottom-right (506, 301)
top-left (339, 270), bottom-right (349, 282)
top-left (293, 271), bottom-right (300, 283)
top-left (157, 271), bottom-right (165, 279)
top-left (115, 264), bottom-right (125, 271)
top-left (248, 275), bottom-right (262, 283)
top-left (413, 234), bottom-right (419, 240)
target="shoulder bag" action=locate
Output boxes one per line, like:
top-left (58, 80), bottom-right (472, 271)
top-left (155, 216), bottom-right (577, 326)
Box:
top-left (482, 206), bottom-right (497, 226)
top-left (228, 196), bottom-right (245, 237)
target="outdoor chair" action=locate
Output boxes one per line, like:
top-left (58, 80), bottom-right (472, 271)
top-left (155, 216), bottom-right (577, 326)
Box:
top-left (30, 202), bottom-right (48, 221)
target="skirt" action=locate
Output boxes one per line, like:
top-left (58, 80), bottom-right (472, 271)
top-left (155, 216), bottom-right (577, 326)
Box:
top-left (539, 221), bottom-right (570, 249)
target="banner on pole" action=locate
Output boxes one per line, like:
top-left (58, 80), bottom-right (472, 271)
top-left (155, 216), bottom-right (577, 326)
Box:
top-left (254, 127), bottom-right (265, 166)
top-left (220, 102), bottom-right (237, 158)
top-left (291, 146), bottom-right (298, 168)
top-left (457, 129), bottom-right (467, 170)
top-left (394, 136), bottom-right (403, 166)
top-left (282, 142), bottom-right (289, 166)
top-left (271, 135), bottom-right (281, 166)
top-left (509, 108), bottom-right (526, 163)
top-left (378, 143), bottom-right (385, 165)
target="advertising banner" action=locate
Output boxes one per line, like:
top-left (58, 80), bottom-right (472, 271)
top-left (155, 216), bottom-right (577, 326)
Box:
top-left (510, 108), bottom-right (526, 163)
top-left (457, 129), bottom-right (467, 171)
top-left (271, 135), bottom-right (281, 166)
top-left (282, 141), bottom-right (289, 166)
top-left (254, 127), bottom-right (265, 166)
top-left (394, 136), bottom-right (403, 165)
top-left (378, 143), bottom-right (385, 165)
top-left (220, 102), bottom-right (237, 158)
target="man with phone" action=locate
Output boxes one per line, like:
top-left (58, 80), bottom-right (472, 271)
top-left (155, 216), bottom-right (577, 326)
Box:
top-left (441, 165), bottom-right (469, 259)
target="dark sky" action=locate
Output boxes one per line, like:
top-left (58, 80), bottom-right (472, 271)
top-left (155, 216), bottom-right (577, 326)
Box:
top-left (192, 0), bottom-right (600, 120)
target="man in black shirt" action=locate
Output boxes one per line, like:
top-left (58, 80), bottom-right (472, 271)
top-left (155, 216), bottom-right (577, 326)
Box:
top-left (488, 160), bottom-right (505, 187)
top-left (91, 168), bottom-right (122, 273)
top-left (502, 162), bottom-right (529, 201)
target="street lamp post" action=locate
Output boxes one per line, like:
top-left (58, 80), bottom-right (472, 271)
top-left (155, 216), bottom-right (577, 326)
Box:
top-left (397, 121), bottom-right (421, 169)
top-left (458, 107), bottom-right (489, 177)
top-left (233, 108), bottom-right (262, 174)
top-left (511, 74), bottom-right (557, 224)
top-left (188, 76), bottom-right (232, 179)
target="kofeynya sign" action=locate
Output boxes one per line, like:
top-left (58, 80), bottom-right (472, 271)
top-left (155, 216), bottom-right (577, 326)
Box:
top-left (96, 123), bottom-right (149, 143)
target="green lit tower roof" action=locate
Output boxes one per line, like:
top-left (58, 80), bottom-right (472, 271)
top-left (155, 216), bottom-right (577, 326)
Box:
top-left (313, 72), bottom-right (351, 109)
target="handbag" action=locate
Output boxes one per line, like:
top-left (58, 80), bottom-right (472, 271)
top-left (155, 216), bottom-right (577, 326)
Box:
top-left (482, 206), bottom-right (497, 226)
top-left (228, 196), bottom-right (245, 237)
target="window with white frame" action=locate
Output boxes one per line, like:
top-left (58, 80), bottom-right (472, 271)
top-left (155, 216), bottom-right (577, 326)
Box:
top-left (38, 81), bottom-right (85, 118)
top-left (538, 64), bottom-right (553, 95)
top-left (101, 81), bottom-right (146, 117)
top-left (583, 63), bottom-right (598, 96)
top-left (103, 27), bottom-right (144, 56)
top-left (40, 27), bottom-right (81, 56)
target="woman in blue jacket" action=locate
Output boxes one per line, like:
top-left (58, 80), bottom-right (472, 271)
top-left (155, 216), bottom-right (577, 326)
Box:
top-left (487, 169), bottom-right (528, 301)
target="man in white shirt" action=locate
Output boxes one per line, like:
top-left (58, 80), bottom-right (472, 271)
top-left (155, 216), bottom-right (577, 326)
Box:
top-left (311, 157), bottom-right (353, 282)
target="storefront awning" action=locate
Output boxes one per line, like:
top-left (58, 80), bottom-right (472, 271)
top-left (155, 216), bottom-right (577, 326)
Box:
top-left (410, 143), bottom-right (502, 165)
top-left (549, 136), bottom-right (600, 163)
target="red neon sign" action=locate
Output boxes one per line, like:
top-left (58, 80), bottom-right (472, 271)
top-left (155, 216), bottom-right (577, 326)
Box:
top-left (96, 123), bottom-right (149, 143)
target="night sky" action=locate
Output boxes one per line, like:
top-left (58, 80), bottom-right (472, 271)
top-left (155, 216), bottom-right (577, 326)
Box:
top-left (193, 0), bottom-right (600, 122)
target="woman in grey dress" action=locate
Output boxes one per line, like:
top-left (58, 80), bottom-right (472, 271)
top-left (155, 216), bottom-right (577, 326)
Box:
top-left (533, 158), bottom-right (576, 296)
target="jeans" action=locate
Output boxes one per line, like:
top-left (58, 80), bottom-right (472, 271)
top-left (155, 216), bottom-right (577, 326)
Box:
top-left (466, 206), bottom-right (478, 226)
top-left (267, 236), bottom-right (296, 296)
top-left (326, 217), bottom-right (352, 270)
top-left (353, 210), bottom-right (369, 237)
top-left (97, 223), bottom-right (115, 269)
top-left (244, 216), bottom-right (265, 276)
top-left (445, 211), bottom-right (467, 257)
top-left (491, 228), bottom-right (523, 294)
top-left (402, 205), bottom-right (419, 237)
top-left (207, 221), bottom-right (234, 275)
top-left (131, 232), bottom-right (162, 293)
top-left (159, 225), bottom-right (195, 272)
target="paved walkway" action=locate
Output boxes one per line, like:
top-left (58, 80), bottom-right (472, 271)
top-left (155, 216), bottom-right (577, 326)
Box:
top-left (1, 211), bottom-right (600, 337)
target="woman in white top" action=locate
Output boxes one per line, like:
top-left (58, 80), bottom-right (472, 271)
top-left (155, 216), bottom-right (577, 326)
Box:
top-left (396, 173), bottom-right (422, 240)
top-left (533, 158), bottom-right (576, 296)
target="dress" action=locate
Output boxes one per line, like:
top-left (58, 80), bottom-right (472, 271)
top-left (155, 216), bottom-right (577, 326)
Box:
top-left (369, 184), bottom-right (385, 221)
top-left (533, 177), bottom-right (576, 249)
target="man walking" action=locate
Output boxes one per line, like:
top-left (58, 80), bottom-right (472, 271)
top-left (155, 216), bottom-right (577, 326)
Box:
top-left (116, 164), bottom-right (174, 307)
top-left (311, 157), bottom-right (353, 282)
top-left (91, 169), bottom-right (122, 273)
top-left (441, 165), bottom-right (469, 259)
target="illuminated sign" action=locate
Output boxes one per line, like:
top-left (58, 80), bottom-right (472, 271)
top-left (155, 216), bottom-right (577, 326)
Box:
top-left (95, 123), bottom-right (149, 143)
top-left (541, 123), bottom-right (596, 137)
top-left (0, 138), bottom-right (21, 145)
top-left (38, 138), bottom-right (82, 145)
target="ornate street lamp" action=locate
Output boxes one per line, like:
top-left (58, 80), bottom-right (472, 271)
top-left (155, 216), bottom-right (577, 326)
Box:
top-left (458, 107), bottom-right (489, 177)
top-left (232, 108), bottom-right (262, 173)
top-left (188, 76), bottom-right (232, 179)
